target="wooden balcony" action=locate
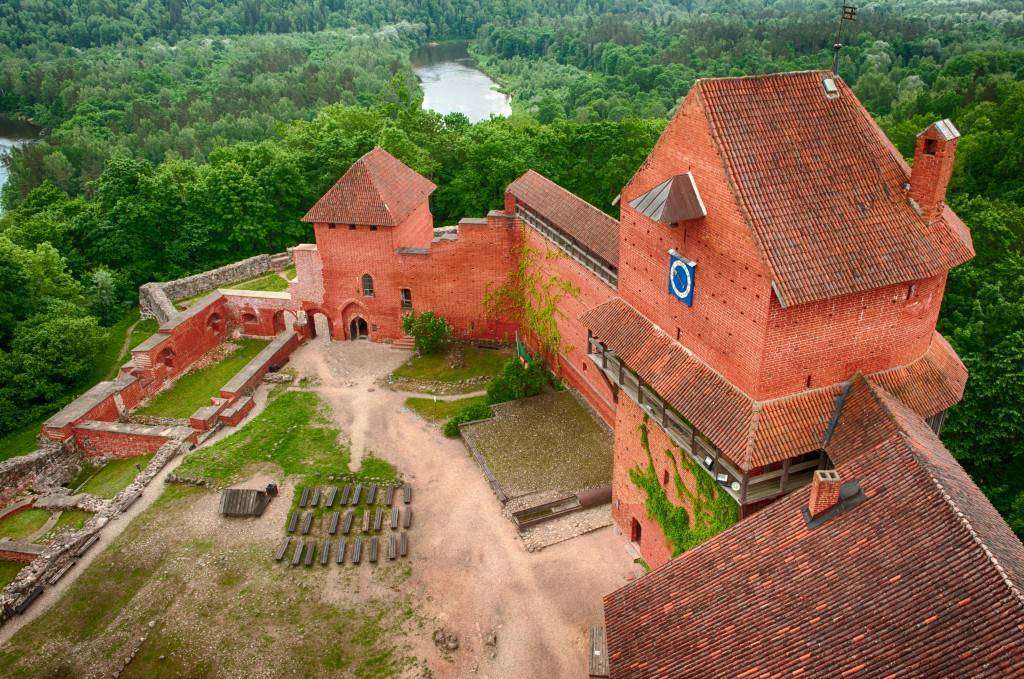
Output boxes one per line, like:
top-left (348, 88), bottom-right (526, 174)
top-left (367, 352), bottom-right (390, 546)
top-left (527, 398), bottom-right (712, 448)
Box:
top-left (587, 336), bottom-right (823, 506)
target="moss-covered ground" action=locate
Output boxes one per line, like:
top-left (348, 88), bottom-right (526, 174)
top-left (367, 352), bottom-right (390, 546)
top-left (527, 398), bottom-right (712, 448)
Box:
top-left (459, 391), bottom-right (613, 498)
top-left (404, 394), bottom-right (488, 422)
top-left (225, 272), bottom-right (290, 292)
top-left (0, 509), bottom-right (51, 541)
top-left (0, 561), bottom-right (24, 589)
top-left (135, 338), bottom-right (268, 418)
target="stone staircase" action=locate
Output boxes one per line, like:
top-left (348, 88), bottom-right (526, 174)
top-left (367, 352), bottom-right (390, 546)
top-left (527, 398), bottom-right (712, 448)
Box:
top-left (392, 336), bottom-right (416, 350)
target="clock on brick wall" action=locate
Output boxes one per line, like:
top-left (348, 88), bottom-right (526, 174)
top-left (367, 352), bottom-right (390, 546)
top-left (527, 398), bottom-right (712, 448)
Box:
top-left (668, 250), bottom-right (696, 306)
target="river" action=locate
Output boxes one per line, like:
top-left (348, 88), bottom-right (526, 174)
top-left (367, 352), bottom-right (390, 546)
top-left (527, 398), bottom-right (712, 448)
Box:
top-left (411, 42), bottom-right (511, 123)
top-left (0, 118), bottom-right (40, 206)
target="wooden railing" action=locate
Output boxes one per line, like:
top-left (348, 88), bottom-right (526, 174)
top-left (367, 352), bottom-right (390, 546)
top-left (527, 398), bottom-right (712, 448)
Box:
top-left (516, 206), bottom-right (618, 287)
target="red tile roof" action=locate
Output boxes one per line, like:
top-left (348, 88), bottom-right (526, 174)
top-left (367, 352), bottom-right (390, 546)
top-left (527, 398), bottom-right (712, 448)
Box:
top-left (604, 377), bottom-right (1024, 678)
top-left (507, 170), bottom-right (620, 266)
top-left (581, 297), bottom-right (966, 469)
top-left (302, 147), bottom-right (436, 226)
top-left (689, 71), bottom-right (974, 307)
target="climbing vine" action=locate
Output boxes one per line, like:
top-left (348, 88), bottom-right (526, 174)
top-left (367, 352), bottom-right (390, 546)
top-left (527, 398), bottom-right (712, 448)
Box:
top-left (482, 230), bottom-right (580, 361)
top-left (629, 415), bottom-right (738, 557)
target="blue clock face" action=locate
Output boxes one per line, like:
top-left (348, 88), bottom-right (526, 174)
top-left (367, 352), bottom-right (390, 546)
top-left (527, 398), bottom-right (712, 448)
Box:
top-left (670, 259), bottom-right (692, 299)
top-left (668, 254), bottom-right (696, 306)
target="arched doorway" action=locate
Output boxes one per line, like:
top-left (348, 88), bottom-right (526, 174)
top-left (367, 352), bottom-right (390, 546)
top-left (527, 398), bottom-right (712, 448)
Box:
top-left (273, 310), bottom-right (297, 333)
top-left (630, 518), bottom-right (642, 545)
top-left (348, 316), bottom-right (368, 340)
top-left (157, 347), bottom-right (176, 369)
top-left (307, 311), bottom-right (332, 341)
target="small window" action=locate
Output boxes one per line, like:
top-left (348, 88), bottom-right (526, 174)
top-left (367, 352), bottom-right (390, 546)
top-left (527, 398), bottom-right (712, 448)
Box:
top-left (662, 470), bottom-right (669, 486)
top-left (924, 138), bottom-right (938, 155)
top-left (348, 224), bottom-right (356, 230)
top-left (400, 288), bottom-right (412, 310)
top-left (906, 283), bottom-right (919, 301)
top-left (241, 312), bottom-right (258, 324)
top-left (805, 374), bottom-right (813, 388)
top-left (361, 274), bottom-right (374, 297)
top-left (328, 224), bottom-right (337, 229)
top-left (370, 224), bottom-right (378, 231)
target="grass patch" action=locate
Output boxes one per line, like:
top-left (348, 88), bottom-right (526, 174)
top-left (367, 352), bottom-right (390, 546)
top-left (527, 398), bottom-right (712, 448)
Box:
top-left (0, 509), bottom-right (51, 540)
top-left (225, 272), bottom-right (289, 292)
top-left (43, 509), bottom-right (94, 539)
top-left (136, 338), bottom-right (268, 418)
top-left (283, 264), bottom-right (297, 280)
top-left (404, 395), bottom-right (488, 422)
top-left (111, 316), bottom-right (160, 373)
top-left (0, 561), bottom-right (24, 589)
top-left (178, 390), bottom-right (395, 486)
top-left (0, 419), bottom-right (44, 462)
top-left (79, 456), bottom-right (153, 498)
top-left (391, 343), bottom-right (511, 394)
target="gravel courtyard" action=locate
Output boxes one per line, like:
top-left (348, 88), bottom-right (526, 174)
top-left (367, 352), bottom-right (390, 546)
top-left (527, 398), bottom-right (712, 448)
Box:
top-left (287, 339), bottom-right (635, 677)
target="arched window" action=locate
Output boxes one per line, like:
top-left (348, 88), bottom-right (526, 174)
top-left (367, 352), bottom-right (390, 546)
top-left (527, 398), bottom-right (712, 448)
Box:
top-left (241, 312), bottom-right (258, 324)
top-left (206, 312), bottom-right (224, 332)
top-left (361, 274), bottom-right (374, 297)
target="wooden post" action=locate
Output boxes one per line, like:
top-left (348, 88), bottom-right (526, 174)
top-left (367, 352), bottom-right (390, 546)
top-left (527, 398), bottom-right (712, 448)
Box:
top-left (618, 359), bottom-right (624, 385)
top-left (740, 473), bottom-right (749, 505)
top-left (779, 458), bottom-right (791, 493)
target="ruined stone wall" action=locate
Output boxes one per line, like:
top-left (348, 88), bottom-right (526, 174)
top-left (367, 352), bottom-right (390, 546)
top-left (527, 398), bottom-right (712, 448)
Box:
top-left (139, 252), bottom-right (293, 320)
top-left (0, 441), bottom-right (72, 508)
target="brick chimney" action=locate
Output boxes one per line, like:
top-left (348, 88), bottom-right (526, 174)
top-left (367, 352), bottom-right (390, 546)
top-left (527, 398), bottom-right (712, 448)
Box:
top-left (908, 119), bottom-right (960, 221)
top-left (808, 469), bottom-right (843, 518)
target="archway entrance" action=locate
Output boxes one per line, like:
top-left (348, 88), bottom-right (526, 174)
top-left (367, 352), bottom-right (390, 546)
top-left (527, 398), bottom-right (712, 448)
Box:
top-left (348, 316), bottom-right (368, 340)
top-left (307, 310), bottom-right (332, 342)
top-left (630, 518), bottom-right (642, 545)
top-left (273, 310), bottom-right (297, 333)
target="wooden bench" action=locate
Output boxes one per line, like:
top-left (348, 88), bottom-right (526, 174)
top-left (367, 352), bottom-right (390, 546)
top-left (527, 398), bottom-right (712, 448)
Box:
top-left (342, 509), bottom-right (354, 535)
top-left (384, 485), bottom-right (395, 506)
top-left (361, 511), bottom-right (371, 533)
top-left (589, 626), bottom-right (609, 677)
top-left (325, 487), bottom-right (338, 507)
top-left (320, 540), bottom-right (331, 565)
top-left (75, 534), bottom-right (100, 557)
top-left (373, 507), bottom-right (383, 531)
top-left (368, 537), bottom-right (379, 563)
top-left (47, 560), bottom-right (76, 586)
top-left (335, 538), bottom-right (347, 564)
top-left (328, 511), bottom-right (340, 534)
top-left (304, 541), bottom-right (316, 566)
top-left (287, 511), bottom-right (299, 533)
top-left (13, 586), bottom-right (43, 615)
top-left (366, 484), bottom-right (377, 505)
top-left (274, 536), bottom-right (292, 561)
top-left (301, 512), bottom-right (313, 535)
top-left (351, 484), bottom-right (363, 505)
top-left (403, 483), bottom-right (412, 505)
top-left (299, 487), bottom-right (310, 507)
top-left (340, 485), bottom-right (351, 505)
top-left (310, 487), bottom-right (321, 507)
top-left (291, 539), bottom-right (304, 566)
top-left (403, 507), bottom-right (413, 530)
top-left (388, 535), bottom-right (397, 560)
top-left (390, 507), bottom-right (399, 530)
top-left (399, 532), bottom-right (408, 557)
top-left (351, 538), bottom-right (363, 564)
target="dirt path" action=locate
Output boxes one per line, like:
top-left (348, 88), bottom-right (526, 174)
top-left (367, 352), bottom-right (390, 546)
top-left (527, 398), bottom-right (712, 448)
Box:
top-left (0, 382), bottom-right (276, 645)
top-left (289, 341), bottom-right (634, 677)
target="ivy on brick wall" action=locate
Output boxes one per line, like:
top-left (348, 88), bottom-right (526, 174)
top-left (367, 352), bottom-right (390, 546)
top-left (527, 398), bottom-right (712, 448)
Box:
top-left (629, 415), bottom-right (738, 557)
top-left (482, 232), bottom-right (580, 360)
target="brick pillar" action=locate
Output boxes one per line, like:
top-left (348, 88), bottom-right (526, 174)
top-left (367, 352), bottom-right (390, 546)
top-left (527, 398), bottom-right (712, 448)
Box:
top-left (808, 469), bottom-right (842, 518)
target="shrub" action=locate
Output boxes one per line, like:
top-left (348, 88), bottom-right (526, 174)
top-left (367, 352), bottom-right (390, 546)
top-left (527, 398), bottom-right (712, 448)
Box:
top-left (443, 402), bottom-right (493, 437)
top-left (485, 359), bottom-right (548, 405)
top-left (401, 311), bottom-right (451, 355)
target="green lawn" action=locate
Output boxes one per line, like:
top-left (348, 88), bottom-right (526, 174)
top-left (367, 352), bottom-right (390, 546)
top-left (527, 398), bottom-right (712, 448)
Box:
top-left (391, 344), bottom-right (512, 394)
top-left (0, 509), bottom-right (51, 541)
top-left (79, 456), bottom-right (153, 499)
top-left (0, 561), bottom-right (24, 590)
top-left (135, 338), bottom-right (268, 418)
top-left (0, 421), bottom-right (45, 463)
top-left (405, 394), bottom-right (488, 422)
top-left (177, 389), bottom-right (396, 486)
top-left (225, 272), bottom-right (289, 292)
top-left (43, 510), bottom-right (94, 539)
top-left (111, 316), bottom-right (160, 374)
top-left (283, 264), bottom-right (297, 280)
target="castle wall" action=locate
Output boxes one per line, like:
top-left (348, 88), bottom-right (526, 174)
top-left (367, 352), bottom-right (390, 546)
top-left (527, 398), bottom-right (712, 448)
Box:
top-left (618, 93), bottom-right (775, 398)
top-left (758, 273), bottom-right (947, 396)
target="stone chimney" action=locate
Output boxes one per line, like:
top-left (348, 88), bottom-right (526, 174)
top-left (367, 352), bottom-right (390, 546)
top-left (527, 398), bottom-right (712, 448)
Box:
top-left (808, 469), bottom-right (843, 519)
top-left (908, 119), bottom-right (960, 221)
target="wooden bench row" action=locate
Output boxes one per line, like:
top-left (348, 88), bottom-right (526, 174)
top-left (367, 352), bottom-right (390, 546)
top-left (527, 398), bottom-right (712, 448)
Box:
top-left (297, 483), bottom-right (413, 509)
top-left (274, 534), bottom-right (410, 566)
top-left (286, 507), bottom-right (413, 535)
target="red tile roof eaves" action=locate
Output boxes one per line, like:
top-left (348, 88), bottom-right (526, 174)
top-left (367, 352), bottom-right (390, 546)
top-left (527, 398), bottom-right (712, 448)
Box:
top-left (302, 147), bottom-right (436, 226)
top-left (604, 377), bottom-right (1024, 678)
top-left (695, 71), bottom-right (974, 307)
top-left (507, 170), bottom-right (620, 266)
top-left (581, 297), bottom-right (966, 469)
